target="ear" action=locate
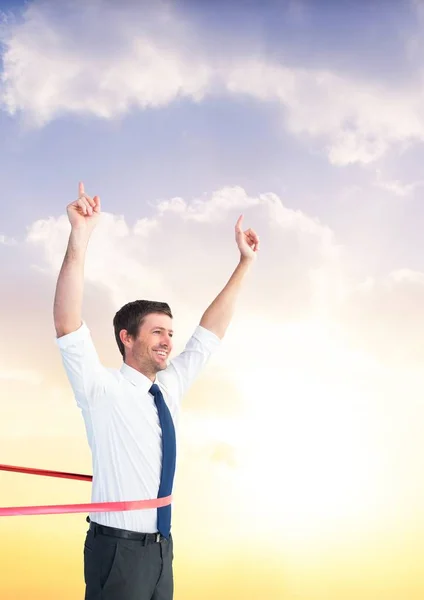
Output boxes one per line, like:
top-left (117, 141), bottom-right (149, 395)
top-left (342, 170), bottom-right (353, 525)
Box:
top-left (119, 329), bottom-right (132, 351)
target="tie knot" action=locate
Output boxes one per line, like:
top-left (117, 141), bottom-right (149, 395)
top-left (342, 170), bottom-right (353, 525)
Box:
top-left (149, 383), bottom-right (160, 396)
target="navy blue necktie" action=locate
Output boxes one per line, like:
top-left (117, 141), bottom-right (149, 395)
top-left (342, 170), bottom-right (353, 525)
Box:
top-left (149, 383), bottom-right (176, 538)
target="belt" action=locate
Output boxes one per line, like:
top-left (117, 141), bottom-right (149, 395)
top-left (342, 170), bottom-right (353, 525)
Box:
top-left (89, 521), bottom-right (166, 544)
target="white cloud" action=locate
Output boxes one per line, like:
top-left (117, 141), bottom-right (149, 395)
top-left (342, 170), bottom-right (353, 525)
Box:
top-left (26, 211), bottom-right (168, 308)
top-left (158, 186), bottom-right (337, 258)
top-left (157, 186), bottom-right (261, 223)
top-left (374, 169), bottom-right (424, 197)
top-left (2, 1), bottom-right (424, 163)
top-left (0, 1), bottom-right (211, 127)
top-left (225, 60), bottom-right (424, 165)
top-left (25, 185), bottom-right (342, 323)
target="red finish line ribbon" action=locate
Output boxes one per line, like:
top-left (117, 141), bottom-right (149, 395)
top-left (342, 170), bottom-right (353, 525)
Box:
top-left (0, 464), bottom-right (172, 517)
top-left (0, 496), bottom-right (173, 517)
top-left (0, 463), bottom-right (92, 481)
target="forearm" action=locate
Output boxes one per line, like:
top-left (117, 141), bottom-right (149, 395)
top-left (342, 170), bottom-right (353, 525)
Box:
top-left (53, 228), bottom-right (90, 337)
top-left (200, 257), bottom-right (253, 339)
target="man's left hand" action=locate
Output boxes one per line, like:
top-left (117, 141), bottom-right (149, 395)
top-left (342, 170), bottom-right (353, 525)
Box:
top-left (235, 215), bottom-right (260, 261)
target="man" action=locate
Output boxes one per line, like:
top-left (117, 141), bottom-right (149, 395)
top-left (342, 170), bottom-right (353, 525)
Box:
top-left (53, 182), bottom-right (259, 600)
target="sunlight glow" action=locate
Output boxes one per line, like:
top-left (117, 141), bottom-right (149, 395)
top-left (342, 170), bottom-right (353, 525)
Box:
top-left (225, 318), bottom-right (383, 543)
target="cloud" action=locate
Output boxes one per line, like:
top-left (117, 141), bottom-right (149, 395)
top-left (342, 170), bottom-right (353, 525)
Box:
top-left (225, 59), bottom-right (424, 165)
top-left (2, 1), bottom-right (424, 164)
top-left (0, 0), bottom-right (211, 127)
top-left (374, 169), bottom-right (424, 197)
top-left (25, 185), bottom-right (342, 326)
top-left (156, 186), bottom-right (261, 223)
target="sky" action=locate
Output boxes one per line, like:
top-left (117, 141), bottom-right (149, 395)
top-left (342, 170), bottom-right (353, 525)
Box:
top-left (1, 0), bottom-right (424, 598)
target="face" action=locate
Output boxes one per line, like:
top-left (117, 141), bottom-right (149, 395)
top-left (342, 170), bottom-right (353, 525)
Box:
top-left (122, 312), bottom-right (174, 379)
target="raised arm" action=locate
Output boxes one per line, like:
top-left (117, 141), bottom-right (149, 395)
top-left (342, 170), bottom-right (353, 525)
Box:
top-left (199, 215), bottom-right (260, 339)
top-left (53, 182), bottom-right (101, 337)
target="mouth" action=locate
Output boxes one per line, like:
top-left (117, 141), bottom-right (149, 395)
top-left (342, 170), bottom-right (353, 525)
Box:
top-left (154, 350), bottom-right (167, 360)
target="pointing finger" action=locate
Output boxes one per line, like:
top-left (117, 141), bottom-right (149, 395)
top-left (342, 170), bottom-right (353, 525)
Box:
top-left (78, 181), bottom-right (84, 197)
top-left (235, 214), bottom-right (244, 232)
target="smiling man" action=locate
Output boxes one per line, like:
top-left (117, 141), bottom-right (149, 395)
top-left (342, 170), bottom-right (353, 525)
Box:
top-left (53, 183), bottom-right (259, 600)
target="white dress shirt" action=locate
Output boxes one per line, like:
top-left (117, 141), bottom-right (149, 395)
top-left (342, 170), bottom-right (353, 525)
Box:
top-left (56, 321), bottom-right (220, 533)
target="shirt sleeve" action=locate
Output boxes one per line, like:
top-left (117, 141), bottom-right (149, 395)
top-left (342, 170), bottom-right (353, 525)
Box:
top-left (158, 325), bottom-right (221, 410)
top-left (55, 322), bottom-right (111, 411)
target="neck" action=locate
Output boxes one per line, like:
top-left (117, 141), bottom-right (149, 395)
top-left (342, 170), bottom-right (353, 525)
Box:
top-left (124, 358), bottom-right (156, 382)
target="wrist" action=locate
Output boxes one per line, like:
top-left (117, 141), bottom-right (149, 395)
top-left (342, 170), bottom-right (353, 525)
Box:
top-left (70, 225), bottom-right (92, 241)
top-left (239, 255), bottom-right (254, 267)
top-left (67, 227), bottom-right (91, 257)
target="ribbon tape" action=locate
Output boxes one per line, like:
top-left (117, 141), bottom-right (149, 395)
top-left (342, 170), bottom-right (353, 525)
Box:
top-left (0, 464), bottom-right (172, 517)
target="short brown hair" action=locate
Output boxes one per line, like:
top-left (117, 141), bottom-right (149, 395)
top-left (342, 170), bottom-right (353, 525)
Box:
top-left (113, 300), bottom-right (173, 358)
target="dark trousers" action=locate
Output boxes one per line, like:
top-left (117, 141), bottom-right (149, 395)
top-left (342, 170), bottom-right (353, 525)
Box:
top-left (84, 522), bottom-right (174, 600)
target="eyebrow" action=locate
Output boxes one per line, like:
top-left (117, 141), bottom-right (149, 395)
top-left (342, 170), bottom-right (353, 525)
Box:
top-left (151, 326), bottom-right (174, 334)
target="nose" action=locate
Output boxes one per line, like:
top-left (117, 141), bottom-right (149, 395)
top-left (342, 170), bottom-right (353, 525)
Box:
top-left (162, 333), bottom-right (172, 347)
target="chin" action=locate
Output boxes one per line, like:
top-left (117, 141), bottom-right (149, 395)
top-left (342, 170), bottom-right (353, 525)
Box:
top-left (154, 360), bottom-right (167, 372)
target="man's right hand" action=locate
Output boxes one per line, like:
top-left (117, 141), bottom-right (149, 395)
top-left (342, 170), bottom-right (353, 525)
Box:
top-left (67, 182), bottom-right (101, 231)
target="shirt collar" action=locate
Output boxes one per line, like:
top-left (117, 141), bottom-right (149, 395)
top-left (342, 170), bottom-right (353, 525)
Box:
top-left (120, 363), bottom-right (155, 394)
